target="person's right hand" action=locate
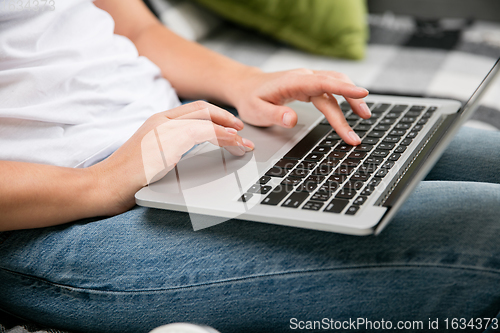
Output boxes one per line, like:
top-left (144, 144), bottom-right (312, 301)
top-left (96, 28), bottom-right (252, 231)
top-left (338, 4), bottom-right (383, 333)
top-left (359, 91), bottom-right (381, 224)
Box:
top-left (89, 101), bottom-right (254, 216)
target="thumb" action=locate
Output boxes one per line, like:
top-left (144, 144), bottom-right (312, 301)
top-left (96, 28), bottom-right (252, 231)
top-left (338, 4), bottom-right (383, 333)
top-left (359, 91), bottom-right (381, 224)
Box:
top-left (267, 104), bottom-right (298, 128)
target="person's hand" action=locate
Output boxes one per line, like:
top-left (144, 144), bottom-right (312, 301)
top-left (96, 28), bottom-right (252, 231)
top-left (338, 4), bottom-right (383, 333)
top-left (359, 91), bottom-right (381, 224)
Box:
top-left (90, 101), bottom-right (254, 215)
top-left (230, 68), bottom-right (370, 146)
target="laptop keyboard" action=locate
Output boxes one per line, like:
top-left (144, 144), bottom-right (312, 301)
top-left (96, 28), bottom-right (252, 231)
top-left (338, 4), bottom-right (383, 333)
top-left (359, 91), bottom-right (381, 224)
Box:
top-left (240, 102), bottom-right (438, 215)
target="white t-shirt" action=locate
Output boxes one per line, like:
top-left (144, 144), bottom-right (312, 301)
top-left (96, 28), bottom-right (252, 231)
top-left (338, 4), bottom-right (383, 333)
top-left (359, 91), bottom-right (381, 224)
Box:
top-left (0, 0), bottom-right (180, 167)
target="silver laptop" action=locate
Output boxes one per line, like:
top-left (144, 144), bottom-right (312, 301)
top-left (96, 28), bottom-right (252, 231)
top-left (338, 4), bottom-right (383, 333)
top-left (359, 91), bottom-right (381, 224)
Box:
top-left (136, 59), bottom-right (499, 236)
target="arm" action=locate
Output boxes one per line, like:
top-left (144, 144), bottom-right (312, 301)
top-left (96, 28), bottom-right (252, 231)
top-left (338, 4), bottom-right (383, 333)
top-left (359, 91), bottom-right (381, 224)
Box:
top-left (94, 0), bottom-right (371, 145)
top-left (0, 161), bottom-right (109, 231)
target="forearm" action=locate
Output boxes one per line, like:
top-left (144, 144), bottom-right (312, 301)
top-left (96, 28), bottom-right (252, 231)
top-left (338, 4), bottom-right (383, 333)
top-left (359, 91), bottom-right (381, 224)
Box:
top-left (133, 23), bottom-right (259, 105)
top-left (94, 0), bottom-right (258, 105)
top-left (0, 161), bottom-right (110, 231)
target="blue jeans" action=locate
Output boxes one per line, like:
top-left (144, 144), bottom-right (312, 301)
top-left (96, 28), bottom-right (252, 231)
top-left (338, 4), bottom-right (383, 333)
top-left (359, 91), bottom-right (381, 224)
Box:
top-left (0, 127), bottom-right (499, 333)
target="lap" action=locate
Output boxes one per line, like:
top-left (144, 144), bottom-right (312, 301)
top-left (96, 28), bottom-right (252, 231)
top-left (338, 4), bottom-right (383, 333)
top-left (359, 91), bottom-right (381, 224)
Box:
top-left (1, 127), bottom-right (499, 332)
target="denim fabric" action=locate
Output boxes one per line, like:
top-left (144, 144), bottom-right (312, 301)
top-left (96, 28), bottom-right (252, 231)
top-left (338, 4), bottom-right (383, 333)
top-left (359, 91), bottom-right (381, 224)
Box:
top-left (0, 127), bottom-right (499, 333)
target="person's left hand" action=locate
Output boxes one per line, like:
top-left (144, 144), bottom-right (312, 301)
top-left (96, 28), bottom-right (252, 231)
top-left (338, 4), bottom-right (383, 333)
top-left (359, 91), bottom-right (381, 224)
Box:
top-left (229, 68), bottom-right (371, 146)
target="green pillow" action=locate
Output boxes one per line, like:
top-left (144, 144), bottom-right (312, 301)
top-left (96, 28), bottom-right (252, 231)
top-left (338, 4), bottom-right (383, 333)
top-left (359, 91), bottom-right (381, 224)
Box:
top-left (193, 0), bottom-right (368, 60)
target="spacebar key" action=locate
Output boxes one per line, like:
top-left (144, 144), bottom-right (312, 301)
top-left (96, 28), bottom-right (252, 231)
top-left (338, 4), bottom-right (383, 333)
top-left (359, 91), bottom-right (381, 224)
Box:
top-left (284, 125), bottom-right (331, 160)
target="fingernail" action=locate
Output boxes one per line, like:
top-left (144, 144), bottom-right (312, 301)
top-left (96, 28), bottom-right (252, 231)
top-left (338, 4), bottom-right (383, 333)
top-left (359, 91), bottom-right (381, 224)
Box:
top-left (360, 103), bottom-right (371, 117)
top-left (358, 87), bottom-right (369, 94)
top-left (348, 131), bottom-right (361, 144)
top-left (225, 127), bottom-right (237, 135)
top-left (233, 117), bottom-right (244, 130)
top-left (282, 113), bottom-right (292, 127)
top-left (242, 138), bottom-right (254, 151)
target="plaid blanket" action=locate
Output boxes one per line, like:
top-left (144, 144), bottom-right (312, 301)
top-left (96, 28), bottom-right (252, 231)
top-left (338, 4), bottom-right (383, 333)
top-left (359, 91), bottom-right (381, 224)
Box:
top-left (2, 12), bottom-right (499, 333)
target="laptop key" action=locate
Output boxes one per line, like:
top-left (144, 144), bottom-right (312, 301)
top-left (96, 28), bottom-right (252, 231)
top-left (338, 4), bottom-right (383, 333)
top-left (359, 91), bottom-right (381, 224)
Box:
top-left (302, 201), bottom-right (324, 211)
top-left (410, 105), bottom-right (426, 111)
top-left (375, 169), bottom-right (389, 178)
top-left (401, 138), bottom-right (413, 146)
top-left (361, 186), bottom-right (375, 196)
top-left (391, 104), bottom-right (408, 113)
top-left (297, 182), bottom-right (319, 193)
top-left (311, 191), bottom-right (332, 202)
top-left (377, 143), bottom-right (395, 150)
top-left (374, 124), bottom-right (391, 131)
top-left (365, 156), bottom-right (384, 164)
top-left (304, 153), bottom-right (325, 162)
top-left (281, 176), bottom-right (302, 186)
top-left (389, 153), bottom-right (401, 161)
top-left (265, 166), bottom-right (288, 177)
top-left (354, 144), bottom-right (373, 152)
top-left (327, 151), bottom-right (346, 160)
top-left (334, 143), bottom-right (354, 152)
top-left (383, 136), bottom-right (400, 144)
top-left (382, 161), bottom-right (395, 169)
top-left (395, 146), bottom-right (407, 153)
top-left (333, 165), bottom-right (355, 176)
top-left (324, 198), bottom-right (349, 213)
top-left (261, 185), bottom-right (290, 205)
top-left (284, 124), bottom-right (331, 160)
top-left (360, 119), bottom-right (377, 126)
top-left (371, 150), bottom-right (389, 158)
top-left (342, 158), bottom-right (362, 167)
top-left (274, 159), bottom-right (297, 169)
top-left (379, 118), bottom-right (396, 125)
top-left (389, 129), bottom-right (406, 137)
top-left (313, 164), bottom-right (335, 176)
top-left (328, 175), bottom-right (347, 184)
top-left (400, 117), bottom-right (417, 124)
top-left (289, 168), bottom-right (309, 178)
top-left (368, 178), bottom-right (381, 187)
top-left (313, 146), bottom-right (330, 154)
top-left (417, 118), bottom-right (428, 125)
top-left (239, 193), bottom-right (253, 202)
top-left (367, 131), bottom-right (384, 138)
top-left (348, 151), bottom-right (366, 159)
top-left (413, 125), bottom-right (423, 132)
top-left (350, 173), bottom-right (369, 182)
top-left (406, 131), bottom-right (418, 139)
top-left (354, 196), bottom-right (368, 206)
top-left (362, 137), bottom-right (379, 145)
top-left (372, 103), bottom-right (391, 112)
top-left (395, 123), bottom-right (411, 130)
top-left (406, 111), bottom-right (422, 117)
top-left (282, 191), bottom-right (310, 208)
top-left (319, 180), bottom-right (341, 194)
top-left (326, 133), bottom-right (341, 140)
top-left (345, 180), bottom-right (364, 190)
top-left (297, 161), bottom-right (318, 170)
top-left (319, 139), bottom-right (337, 147)
top-left (354, 124), bottom-right (372, 131)
top-left (385, 112), bottom-right (400, 119)
top-left (259, 176), bottom-right (272, 184)
top-left (345, 205), bottom-right (360, 215)
top-left (248, 184), bottom-right (272, 194)
top-left (336, 186), bottom-right (357, 199)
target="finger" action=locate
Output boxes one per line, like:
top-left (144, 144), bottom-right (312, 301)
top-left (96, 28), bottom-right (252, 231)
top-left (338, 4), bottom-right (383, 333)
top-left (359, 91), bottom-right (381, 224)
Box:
top-left (161, 101), bottom-right (244, 130)
top-left (311, 71), bottom-right (371, 119)
top-left (272, 74), bottom-right (369, 103)
top-left (311, 94), bottom-right (361, 146)
top-left (255, 99), bottom-right (298, 128)
top-left (156, 119), bottom-right (253, 162)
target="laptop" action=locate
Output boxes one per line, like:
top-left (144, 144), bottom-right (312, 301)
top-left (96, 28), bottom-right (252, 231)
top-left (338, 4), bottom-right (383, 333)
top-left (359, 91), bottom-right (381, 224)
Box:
top-left (135, 59), bottom-right (499, 235)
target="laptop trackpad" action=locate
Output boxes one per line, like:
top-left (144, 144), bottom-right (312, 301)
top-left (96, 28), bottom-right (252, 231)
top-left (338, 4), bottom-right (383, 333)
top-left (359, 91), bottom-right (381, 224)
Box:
top-left (149, 124), bottom-right (304, 193)
top-left (237, 123), bottom-right (304, 162)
